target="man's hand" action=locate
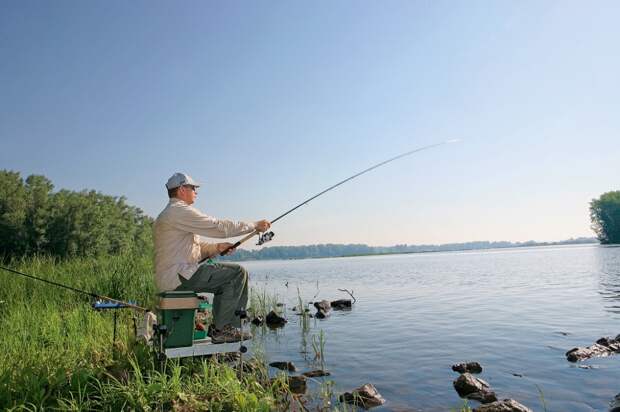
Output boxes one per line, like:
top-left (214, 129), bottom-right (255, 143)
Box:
top-left (254, 219), bottom-right (271, 232)
top-left (217, 242), bottom-right (236, 255)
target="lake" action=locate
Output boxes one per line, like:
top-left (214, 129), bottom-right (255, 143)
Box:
top-left (242, 244), bottom-right (620, 411)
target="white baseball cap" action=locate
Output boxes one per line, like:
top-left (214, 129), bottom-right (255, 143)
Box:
top-left (165, 172), bottom-right (201, 190)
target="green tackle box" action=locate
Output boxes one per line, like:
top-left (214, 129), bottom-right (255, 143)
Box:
top-left (158, 291), bottom-right (199, 349)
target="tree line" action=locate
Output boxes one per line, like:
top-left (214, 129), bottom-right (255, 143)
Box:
top-left (0, 170), bottom-right (153, 259)
top-left (222, 237), bottom-right (598, 261)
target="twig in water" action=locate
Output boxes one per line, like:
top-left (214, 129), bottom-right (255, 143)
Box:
top-left (337, 288), bottom-right (356, 304)
top-left (313, 280), bottom-right (320, 300)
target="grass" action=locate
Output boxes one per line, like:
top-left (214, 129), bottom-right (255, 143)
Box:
top-left (0, 254), bottom-right (294, 411)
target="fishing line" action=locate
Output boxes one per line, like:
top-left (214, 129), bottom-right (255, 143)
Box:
top-left (0, 265), bottom-right (147, 311)
top-left (212, 139), bottom-right (460, 257)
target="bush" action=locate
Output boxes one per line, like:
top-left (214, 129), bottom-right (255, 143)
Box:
top-left (590, 190), bottom-right (620, 244)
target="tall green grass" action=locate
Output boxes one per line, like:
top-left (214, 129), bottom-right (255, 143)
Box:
top-left (0, 255), bottom-right (291, 411)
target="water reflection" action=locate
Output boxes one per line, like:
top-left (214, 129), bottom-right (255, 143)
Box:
top-left (597, 245), bottom-right (620, 314)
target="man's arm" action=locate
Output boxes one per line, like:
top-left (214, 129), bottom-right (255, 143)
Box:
top-left (171, 202), bottom-right (256, 238)
top-left (200, 242), bottom-right (234, 259)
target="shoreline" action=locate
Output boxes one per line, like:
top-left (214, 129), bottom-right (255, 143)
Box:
top-left (225, 239), bottom-right (601, 263)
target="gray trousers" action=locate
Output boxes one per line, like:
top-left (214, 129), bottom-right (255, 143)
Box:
top-left (174, 261), bottom-right (249, 329)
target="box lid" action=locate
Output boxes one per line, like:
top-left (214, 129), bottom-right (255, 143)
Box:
top-left (159, 291), bottom-right (198, 299)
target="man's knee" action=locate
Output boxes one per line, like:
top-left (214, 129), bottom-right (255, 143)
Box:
top-left (238, 265), bottom-right (249, 284)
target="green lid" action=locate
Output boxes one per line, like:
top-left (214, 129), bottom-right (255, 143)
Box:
top-left (159, 291), bottom-right (198, 298)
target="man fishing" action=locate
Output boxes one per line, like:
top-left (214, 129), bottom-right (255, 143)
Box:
top-left (153, 172), bottom-right (271, 343)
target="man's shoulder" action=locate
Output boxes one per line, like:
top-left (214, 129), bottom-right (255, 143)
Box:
top-left (158, 199), bottom-right (205, 220)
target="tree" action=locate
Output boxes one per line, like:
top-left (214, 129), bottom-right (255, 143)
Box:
top-left (590, 191), bottom-right (620, 244)
top-left (0, 170), bottom-right (153, 259)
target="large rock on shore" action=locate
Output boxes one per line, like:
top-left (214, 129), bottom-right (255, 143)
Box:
top-left (565, 335), bottom-right (620, 362)
top-left (453, 373), bottom-right (497, 404)
top-left (473, 399), bottom-right (533, 412)
top-left (339, 383), bottom-right (386, 409)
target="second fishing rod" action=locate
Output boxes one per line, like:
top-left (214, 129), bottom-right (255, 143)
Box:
top-left (202, 139), bottom-right (460, 261)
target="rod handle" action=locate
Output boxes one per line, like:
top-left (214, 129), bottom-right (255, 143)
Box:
top-left (220, 241), bottom-right (242, 256)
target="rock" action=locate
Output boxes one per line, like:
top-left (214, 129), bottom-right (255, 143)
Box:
top-left (276, 302), bottom-right (284, 307)
top-left (314, 300), bottom-right (332, 319)
top-left (566, 336), bottom-right (620, 362)
top-left (453, 373), bottom-right (490, 396)
top-left (452, 361), bottom-right (483, 374)
top-left (331, 299), bottom-right (352, 310)
top-left (265, 310), bottom-right (287, 328)
top-left (288, 375), bottom-right (307, 394)
top-left (339, 383), bottom-right (386, 409)
top-left (468, 390), bottom-right (498, 404)
top-left (251, 316), bottom-right (264, 326)
top-left (453, 373), bottom-right (496, 404)
top-left (610, 393), bottom-right (620, 412)
top-left (473, 399), bottom-right (533, 412)
top-left (302, 369), bottom-right (331, 378)
top-left (269, 361), bottom-right (296, 372)
top-left (215, 352), bottom-right (240, 362)
top-left (270, 375), bottom-right (307, 394)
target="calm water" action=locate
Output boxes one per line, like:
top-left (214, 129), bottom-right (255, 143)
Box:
top-left (242, 244), bottom-right (620, 411)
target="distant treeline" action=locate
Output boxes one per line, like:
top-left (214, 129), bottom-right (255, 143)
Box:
top-left (222, 237), bottom-right (597, 261)
top-left (0, 170), bottom-right (153, 259)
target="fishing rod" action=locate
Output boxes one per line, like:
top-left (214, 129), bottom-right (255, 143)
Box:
top-left (0, 265), bottom-right (148, 311)
top-left (213, 139), bottom-right (460, 257)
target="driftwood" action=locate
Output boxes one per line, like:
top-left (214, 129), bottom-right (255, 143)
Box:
top-left (331, 299), bottom-right (352, 310)
top-left (337, 288), bottom-right (357, 304)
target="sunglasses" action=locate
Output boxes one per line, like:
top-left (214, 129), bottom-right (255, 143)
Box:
top-left (183, 185), bottom-right (197, 193)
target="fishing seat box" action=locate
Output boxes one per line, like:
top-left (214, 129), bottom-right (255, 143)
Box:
top-left (158, 291), bottom-right (199, 349)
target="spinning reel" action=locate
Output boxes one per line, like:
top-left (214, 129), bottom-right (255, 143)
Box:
top-left (257, 231), bottom-right (275, 245)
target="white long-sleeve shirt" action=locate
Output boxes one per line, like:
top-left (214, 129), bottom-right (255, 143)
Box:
top-left (153, 198), bottom-right (256, 291)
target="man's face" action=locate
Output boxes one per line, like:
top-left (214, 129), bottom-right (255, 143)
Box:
top-left (177, 185), bottom-right (198, 205)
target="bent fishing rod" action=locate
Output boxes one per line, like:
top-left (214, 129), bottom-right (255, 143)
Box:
top-left (0, 265), bottom-right (148, 311)
top-left (212, 139), bottom-right (460, 258)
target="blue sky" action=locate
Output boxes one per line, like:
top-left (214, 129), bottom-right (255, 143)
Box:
top-left (1, 1), bottom-right (618, 246)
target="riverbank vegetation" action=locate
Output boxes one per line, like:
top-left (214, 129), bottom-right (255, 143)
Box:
top-left (0, 255), bottom-right (302, 411)
top-left (590, 190), bottom-right (620, 244)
